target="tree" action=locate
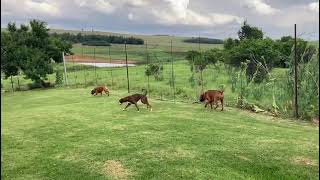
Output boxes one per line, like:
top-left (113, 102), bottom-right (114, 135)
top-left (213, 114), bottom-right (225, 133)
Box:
top-left (224, 38), bottom-right (281, 83)
top-left (204, 48), bottom-right (224, 65)
top-left (238, 21), bottom-right (263, 40)
top-left (223, 38), bottom-right (240, 50)
top-left (1, 20), bottom-right (72, 86)
top-left (145, 63), bottom-right (163, 81)
top-left (186, 50), bottom-right (212, 90)
top-left (275, 36), bottom-right (317, 67)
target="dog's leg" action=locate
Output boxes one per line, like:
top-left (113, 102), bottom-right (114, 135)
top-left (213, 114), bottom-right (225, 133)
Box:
top-left (123, 103), bottom-right (131, 111)
top-left (141, 97), bottom-right (152, 111)
top-left (134, 103), bottom-right (140, 112)
top-left (210, 102), bottom-right (213, 110)
top-left (204, 102), bottom-right (209, 108)
top-left (221, 98), bottom-right (224, 111)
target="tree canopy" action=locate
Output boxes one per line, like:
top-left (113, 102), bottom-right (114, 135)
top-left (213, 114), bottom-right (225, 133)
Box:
top-left (1, 20), bottom-right (72, 85)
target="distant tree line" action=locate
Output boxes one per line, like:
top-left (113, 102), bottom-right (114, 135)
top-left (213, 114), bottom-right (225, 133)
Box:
top-left (50, 32), bottom-right (144, 45)
top-left (183, 37), bottom-right (224, 44)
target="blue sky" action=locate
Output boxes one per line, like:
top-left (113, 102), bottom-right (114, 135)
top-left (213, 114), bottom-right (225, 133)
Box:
top-left (1, 0), bottom-right (319, 40)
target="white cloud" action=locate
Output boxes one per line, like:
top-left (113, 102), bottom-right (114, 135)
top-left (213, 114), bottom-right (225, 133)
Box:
top-left (128, 13), bottom-right (134, 20)
top-left (308, 2), bottom-right (319, 13)
top-left (150, 0), bottom-right (243, 26)
top-left (1, 0), bottom-right (60, 17)
top-left (76, 0), bottom-right (115, 14)
top-left (244, 0), bottom-right (279, 15)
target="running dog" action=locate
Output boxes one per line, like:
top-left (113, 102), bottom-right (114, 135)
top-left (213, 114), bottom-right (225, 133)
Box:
top-left (91, 86), bottom-right (110, 96)
top-left (119, 89), bottom-right (152, 111)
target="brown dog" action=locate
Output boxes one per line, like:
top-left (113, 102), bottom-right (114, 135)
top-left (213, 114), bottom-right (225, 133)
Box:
top-left (199, 90), bottom-right (224, 111)
top-left (91, 86), bottom-right (110, 96)
top-left (119, 89), bottom-right (152, 111)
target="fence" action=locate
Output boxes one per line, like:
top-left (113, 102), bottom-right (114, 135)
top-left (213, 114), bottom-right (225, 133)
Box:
top-left (1, 32), bottom-right (319, 120)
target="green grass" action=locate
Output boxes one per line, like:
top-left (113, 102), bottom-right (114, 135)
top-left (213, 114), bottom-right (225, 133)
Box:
top-left (1, 88), bottom-right (319, 179)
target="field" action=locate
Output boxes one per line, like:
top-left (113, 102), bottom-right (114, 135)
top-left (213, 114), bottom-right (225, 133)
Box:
top-left (1, 88), bottom-right (319, 179)
top-left (50, 28), bottom-right (223, 62)
top-left (1, 61), bottom-right (290, 113)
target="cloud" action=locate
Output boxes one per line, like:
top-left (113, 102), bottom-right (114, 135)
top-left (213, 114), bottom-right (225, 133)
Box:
top-left (308, 2), bottom-right (319, 13)
top-left (76, 0), bottom-right (115, 14)
top-left (128, 13), bottom-right (134, 21)
top-left (150, 0), bottom-right (243, 26)
top-left (1, 0), bottom-right (60, 17)
top-left (1, 0), bottom-right (318, 40)
top-left (244, 0), bottom-right (279, 15)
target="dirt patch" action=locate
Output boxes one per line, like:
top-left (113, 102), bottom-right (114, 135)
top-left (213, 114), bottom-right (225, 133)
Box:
top-left (144, 147), bottom-right (196, 159)
top-left (237, 155), bottom-right (251, 162)
top-left (65, 55), bottom-right (136, 64)
top-left (292, 156), bottom-right (317, 166)
top-left (102, 160), bottom-right (130, 179)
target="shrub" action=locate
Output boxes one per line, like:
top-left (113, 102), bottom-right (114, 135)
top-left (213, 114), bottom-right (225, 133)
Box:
top-left (55, 70), bottom-right (63, 86)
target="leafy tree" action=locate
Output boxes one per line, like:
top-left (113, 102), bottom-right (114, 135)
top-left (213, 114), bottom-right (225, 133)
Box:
top-left (186, 50), bottom-right (213, 90)
top-left (1, 20), bottom-right (72, 86)
top-left (145, 63), bottom-right (163, 81)
top-left (275, 36), bottom-right (317, 67)
top-left (224, 38), bottom-right (240, 50)
top-left (238, 21), bottom-right (263, 40)
top-left (204, 48), bottom-right (224, 65)
top-left (224, 38), bottom-right (281, 83)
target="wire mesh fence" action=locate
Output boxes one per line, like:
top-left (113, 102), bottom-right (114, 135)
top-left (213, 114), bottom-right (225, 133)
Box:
top-left (1, 39), bottom-right (318, 120)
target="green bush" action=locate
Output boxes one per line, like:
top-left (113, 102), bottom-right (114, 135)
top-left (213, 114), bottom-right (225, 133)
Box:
top-left (55, 70), bottom-right (63, 86)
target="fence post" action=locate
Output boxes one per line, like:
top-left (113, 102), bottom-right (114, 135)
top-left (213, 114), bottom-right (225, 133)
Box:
top-left (108, 46), bottom-right (113, 87)
top-left (145, 41), bottom-right (150, 95)
top-left (10, 76), bottom-right (14, 92)
top-left (171, 39), bottom-right (175, 102)
top-left (198, 34), bottom-right (201, 51)
top-left (294, 24), bottom-right (299, 118)
top-left (94, 47), bottom-right (97, 85)
top-left (72, 55), bottom-right (77, 87)
top-left (62, 52), bottom-right (68, 86)
top-left (125, 41), bottom-right (130, 93)
top-left (83, 64), bottom-right (87, 87)
top-left (17, 76), bottom-right (21, 91)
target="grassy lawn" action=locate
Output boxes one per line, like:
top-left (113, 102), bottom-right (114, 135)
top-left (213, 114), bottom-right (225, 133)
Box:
top-left (1, 88), bottom-right (319, 179)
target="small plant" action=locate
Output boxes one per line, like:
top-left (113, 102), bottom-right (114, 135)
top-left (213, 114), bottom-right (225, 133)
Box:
top-left (145, 63), bottom-right (163, 81)
top-left (55, 70), bottom-right (63, 86)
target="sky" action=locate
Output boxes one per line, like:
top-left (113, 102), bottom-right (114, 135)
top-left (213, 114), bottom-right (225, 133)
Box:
top-left (1, 0), bottom-right (319, 40)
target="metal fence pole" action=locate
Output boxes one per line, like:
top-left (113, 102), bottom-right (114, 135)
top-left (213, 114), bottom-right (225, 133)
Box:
top-left (72, 55), bottom-right (77, 87)
top-left (83, 64), bottom-right (87, 87)
top-left (94, 47), bottom-right (97, 85)
top-left (171, 39), bottom-right (175, 102)
top-left (17, 76), bottom-right (21, 91)
top-left (125, 41), bottom-right (130, 93)
top-left (145, 41), bottom-right (150, 95)
top-left (108, 46), bottom-right (113, 87)
top-left (10, 76), bottom-right (14, 92)
top-left (62, 52), bottom-right (68, 86)
top-left (294, 24), bottom-right (299, 118)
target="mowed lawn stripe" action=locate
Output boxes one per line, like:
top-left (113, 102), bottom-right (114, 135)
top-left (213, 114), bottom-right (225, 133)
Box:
top-left (1, 88), bottom-right (319, 179)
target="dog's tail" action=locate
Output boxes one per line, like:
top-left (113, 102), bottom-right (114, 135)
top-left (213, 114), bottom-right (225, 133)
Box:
top-left (142, 89), bottom-right (148, 96)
